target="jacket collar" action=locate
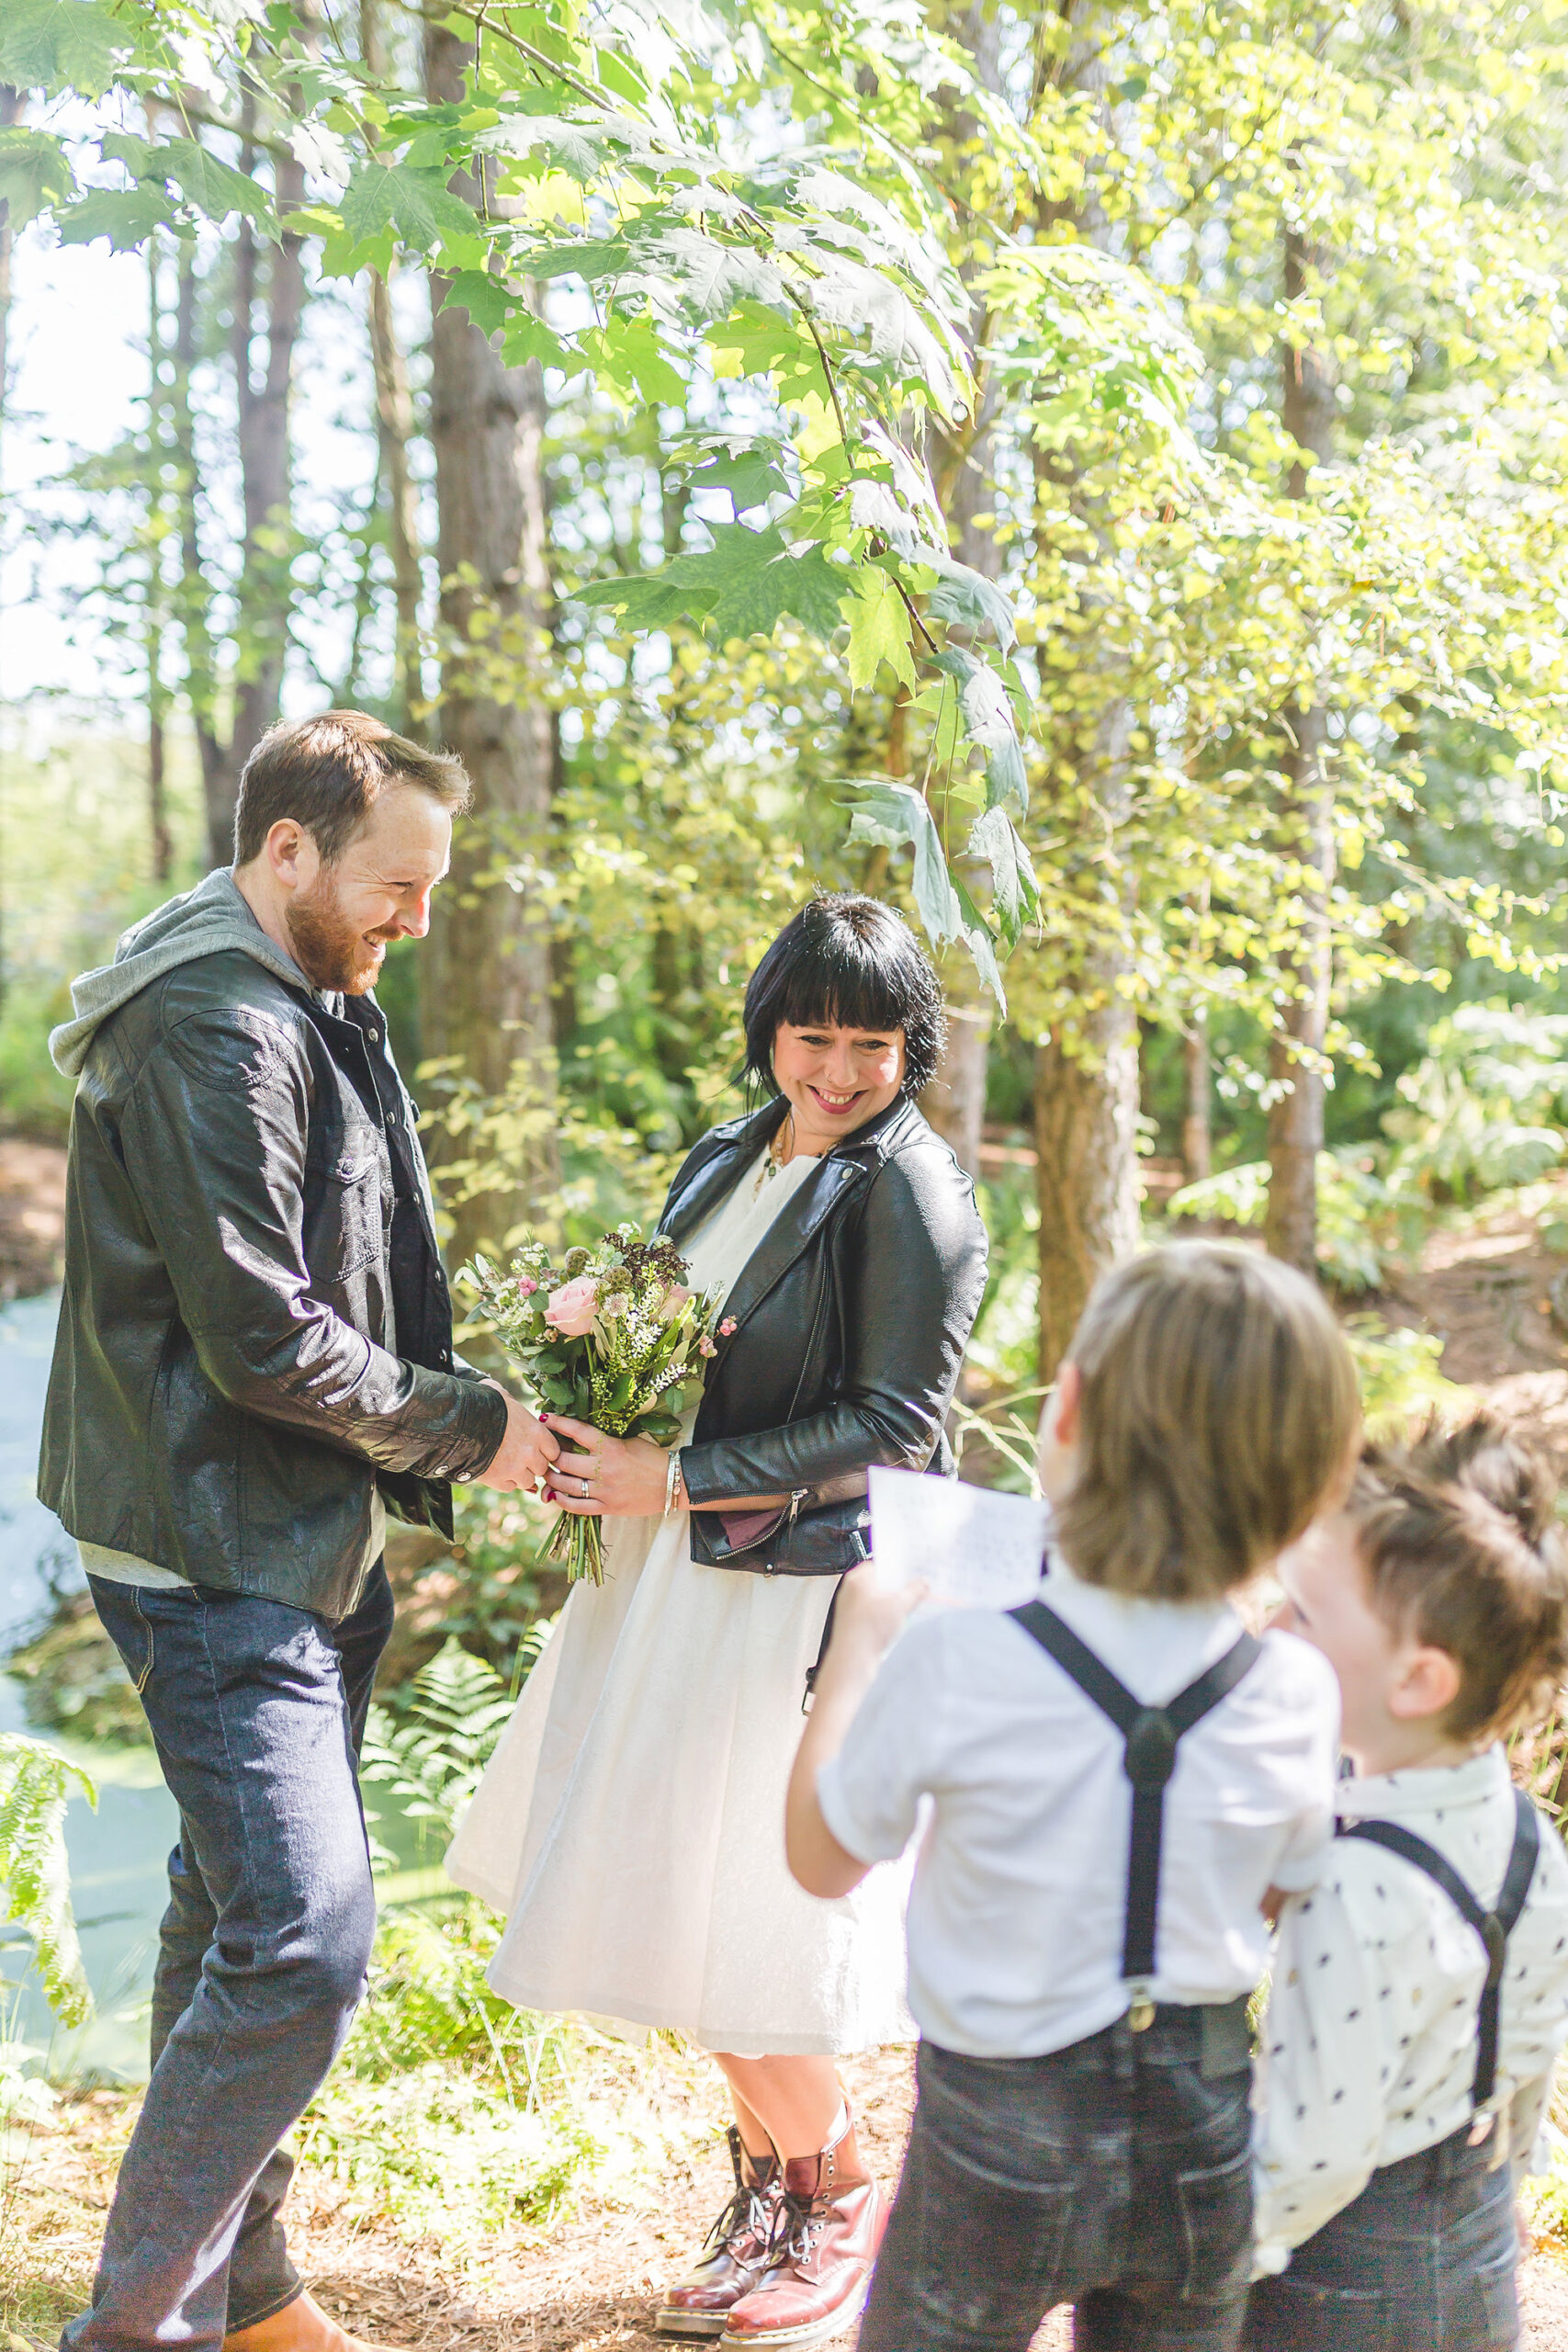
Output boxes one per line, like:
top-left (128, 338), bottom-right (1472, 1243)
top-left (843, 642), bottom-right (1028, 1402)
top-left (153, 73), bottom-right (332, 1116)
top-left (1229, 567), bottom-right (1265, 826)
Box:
top-left (661, 1090), bottom-right (922, 1247)
top-left (662, 1091), bottom-right (927, 1347)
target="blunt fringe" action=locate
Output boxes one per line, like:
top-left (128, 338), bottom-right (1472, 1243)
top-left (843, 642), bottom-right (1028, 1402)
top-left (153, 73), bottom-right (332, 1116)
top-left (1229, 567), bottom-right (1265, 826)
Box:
top-left (233, 709), bottom-right (472, 866)
top-left (1351, 1417), bottom-right (1568, 1745)
top-left (741, 894), bottom-right (946, 1097)
top-left (1055, 1241), bottom-right (1361, 1601)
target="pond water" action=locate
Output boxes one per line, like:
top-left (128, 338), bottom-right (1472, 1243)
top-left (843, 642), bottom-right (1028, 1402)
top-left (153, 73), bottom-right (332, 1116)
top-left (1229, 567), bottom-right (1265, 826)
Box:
top-left (0, 1291), bottom-right (177, 2081)
top-left (0, 1291), bottom-right (443, 2084)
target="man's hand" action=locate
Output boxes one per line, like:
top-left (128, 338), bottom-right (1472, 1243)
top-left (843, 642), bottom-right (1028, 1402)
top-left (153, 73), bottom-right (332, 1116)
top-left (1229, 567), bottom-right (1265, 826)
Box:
top-left (472, 1387), bottom-right (559, 1494)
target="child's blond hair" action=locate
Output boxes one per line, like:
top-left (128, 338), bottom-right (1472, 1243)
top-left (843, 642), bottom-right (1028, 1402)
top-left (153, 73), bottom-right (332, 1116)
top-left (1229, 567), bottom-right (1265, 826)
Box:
top-left (1054, 1241), bottom-right (1360, 1601)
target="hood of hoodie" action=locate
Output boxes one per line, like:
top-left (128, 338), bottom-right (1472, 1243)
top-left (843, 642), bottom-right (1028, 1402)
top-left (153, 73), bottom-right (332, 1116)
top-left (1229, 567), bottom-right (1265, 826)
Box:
top-left (50, 868), bottom-right (321, 1079)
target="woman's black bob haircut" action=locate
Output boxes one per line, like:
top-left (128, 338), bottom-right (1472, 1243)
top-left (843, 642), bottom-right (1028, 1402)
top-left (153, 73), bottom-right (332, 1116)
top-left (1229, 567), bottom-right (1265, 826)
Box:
top-left (742, 894), bottom-right (946, 1099)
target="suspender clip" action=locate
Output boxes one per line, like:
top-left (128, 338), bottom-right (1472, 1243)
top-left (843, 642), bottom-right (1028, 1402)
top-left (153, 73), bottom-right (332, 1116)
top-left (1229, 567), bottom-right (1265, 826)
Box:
top-left (1127, 1990), bottom-right (1156, 2033)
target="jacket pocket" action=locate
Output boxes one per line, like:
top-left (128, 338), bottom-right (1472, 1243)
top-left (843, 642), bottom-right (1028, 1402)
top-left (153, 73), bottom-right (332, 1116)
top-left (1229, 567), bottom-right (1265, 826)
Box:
top-left (321, 1149), bottom-right (386, 1281)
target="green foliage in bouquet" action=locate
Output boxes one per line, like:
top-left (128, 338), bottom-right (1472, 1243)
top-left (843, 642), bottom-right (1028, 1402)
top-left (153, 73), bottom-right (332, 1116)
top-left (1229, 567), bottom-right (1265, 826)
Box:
top-left (464, 1223), bottom-right (728, 1583)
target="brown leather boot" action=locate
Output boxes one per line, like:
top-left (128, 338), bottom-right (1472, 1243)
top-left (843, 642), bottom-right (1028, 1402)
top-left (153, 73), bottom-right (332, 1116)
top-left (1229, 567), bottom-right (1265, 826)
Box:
top-left (717, 2109), bottom-right (884, 2350)
top-left (657, 2125), bottom-right (784, 2338)
top-left (223, 2290), bottom-right (409, 2352)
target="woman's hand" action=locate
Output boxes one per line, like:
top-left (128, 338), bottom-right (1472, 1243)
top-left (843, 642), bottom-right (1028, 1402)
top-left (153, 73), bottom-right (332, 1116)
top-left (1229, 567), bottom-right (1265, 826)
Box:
top-left (541, 1416), bottom-right (671, 1518)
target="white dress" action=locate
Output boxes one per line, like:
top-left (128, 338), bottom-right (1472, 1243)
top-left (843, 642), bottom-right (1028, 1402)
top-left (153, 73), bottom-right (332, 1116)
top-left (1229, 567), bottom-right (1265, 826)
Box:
top-left (445, 1147), bottom-right (916, 2057)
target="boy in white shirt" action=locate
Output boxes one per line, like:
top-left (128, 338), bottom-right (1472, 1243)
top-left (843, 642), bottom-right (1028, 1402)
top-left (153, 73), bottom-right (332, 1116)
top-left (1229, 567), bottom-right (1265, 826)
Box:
top-left (1247, 1418), bottom-right (1568, 2350)
top-left (784, 1242), bottom-right (1359, 2352)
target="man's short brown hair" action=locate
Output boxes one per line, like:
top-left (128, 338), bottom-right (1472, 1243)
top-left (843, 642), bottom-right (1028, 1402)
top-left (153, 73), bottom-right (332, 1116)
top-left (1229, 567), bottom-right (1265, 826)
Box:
top-left (1352, 1418), bottom-right (1568, 1744)
top-left (233, 710), bottom-right (471, 866)
top-left (1055, 1241), bottom-right (1360, 1601)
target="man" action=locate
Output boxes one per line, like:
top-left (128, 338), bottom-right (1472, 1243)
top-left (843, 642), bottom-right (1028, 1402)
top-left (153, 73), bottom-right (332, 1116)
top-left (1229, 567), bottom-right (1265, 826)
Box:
top-left (40, 711), bottom-right (558, 2352)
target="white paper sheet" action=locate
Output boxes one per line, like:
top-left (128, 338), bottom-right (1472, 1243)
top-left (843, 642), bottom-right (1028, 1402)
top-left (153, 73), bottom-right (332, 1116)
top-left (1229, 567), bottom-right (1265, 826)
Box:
top-left (868, 1465), bottom-right (1051, 1611)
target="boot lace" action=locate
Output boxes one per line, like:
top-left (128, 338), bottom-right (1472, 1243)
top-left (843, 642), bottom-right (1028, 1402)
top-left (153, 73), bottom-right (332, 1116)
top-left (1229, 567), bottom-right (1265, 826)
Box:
top-left (763, 2185), bottom-right (825, 2273)
top-left (703, 2177), bottom-right (775, 2263)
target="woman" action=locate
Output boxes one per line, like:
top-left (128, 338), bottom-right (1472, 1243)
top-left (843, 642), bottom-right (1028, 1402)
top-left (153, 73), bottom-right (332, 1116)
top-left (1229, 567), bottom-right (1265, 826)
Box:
top-left (446, 894), bottom-right (988, 2351)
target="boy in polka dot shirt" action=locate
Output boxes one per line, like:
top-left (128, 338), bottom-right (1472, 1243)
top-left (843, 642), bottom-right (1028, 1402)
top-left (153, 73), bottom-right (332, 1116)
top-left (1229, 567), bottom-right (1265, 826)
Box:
top-left (1248, 1418), bottom-right (1568, 2351)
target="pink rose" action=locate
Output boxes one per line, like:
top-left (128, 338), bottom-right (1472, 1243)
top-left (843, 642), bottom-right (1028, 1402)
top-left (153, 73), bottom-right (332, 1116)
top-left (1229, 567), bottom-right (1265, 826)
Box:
top-left (659, 1284), bottom-right (694, 1323)
top-left (718, 1317), bottom-right (737, 1337)
top-left (544, 1274), bottom-right (600, 1337)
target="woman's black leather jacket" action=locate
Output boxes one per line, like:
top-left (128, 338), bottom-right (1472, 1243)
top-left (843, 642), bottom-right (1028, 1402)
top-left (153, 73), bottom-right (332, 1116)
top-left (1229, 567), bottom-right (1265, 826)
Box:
top-left (661, 1093), bottom-right (988, 1575)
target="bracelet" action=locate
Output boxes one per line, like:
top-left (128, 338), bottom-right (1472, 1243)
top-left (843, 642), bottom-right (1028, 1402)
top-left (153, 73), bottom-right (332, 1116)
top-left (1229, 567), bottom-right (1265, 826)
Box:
top-left (664, 1447), bottom-right (684, 1517)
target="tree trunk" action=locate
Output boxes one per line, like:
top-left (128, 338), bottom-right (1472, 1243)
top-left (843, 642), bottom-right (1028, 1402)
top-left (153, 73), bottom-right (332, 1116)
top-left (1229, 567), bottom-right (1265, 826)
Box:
top-left (147, 241), bottom-right (174, 883)
top-left (0, 85), bottom-right (21, 1008)
top-left (362, 0), bottom-right (423, 735)
top-left (423, 18), bottom-right (558, 1262)
top-left (0, 86), bottom-right (20, 446)
top-left (170, 245), bottom-right (228, 854)
top-left (1033, 700), bottom-right (1141, 1380)
top-left (1263, 221), bottom-right (1337, 1276)
top-left (1029, 7), bottom-right (1142, 1379)
top-left (919, 1), bottom-right (1001, 1183)
top-left (368, 268), bottom-right (423, 732)
top-left (223, 84), bottom-right (307, 852)
top-left (1182, 1012), bottom-right (1212, 1186)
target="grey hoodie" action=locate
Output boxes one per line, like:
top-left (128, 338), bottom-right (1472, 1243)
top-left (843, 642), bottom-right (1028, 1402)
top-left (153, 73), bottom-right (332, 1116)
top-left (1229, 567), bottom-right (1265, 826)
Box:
top-left (50, 867), bottom-right (320, 1079)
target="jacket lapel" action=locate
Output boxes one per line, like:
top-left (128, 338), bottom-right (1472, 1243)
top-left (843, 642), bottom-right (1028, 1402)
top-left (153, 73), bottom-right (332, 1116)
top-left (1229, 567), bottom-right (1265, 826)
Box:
top-left (711, 1152), bottom-right (866, 1339)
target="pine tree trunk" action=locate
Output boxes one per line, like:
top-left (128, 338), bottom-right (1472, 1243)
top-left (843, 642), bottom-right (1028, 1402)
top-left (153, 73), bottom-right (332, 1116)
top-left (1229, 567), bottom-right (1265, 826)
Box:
top-left (1264, 222), bottom-right (1337, 1276)
top-left (423, 18), bottom-right (558, 1263)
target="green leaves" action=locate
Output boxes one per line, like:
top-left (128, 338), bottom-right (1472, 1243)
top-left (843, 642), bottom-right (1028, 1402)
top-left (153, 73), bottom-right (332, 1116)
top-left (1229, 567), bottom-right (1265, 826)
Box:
top-left (58, 182), bottom-right (175, 250)
top-left (94, 131), bottom-right (279, 238)
top-left (0, 1734), bottom-right (96, 2028)
top-left (0, 0), bottom-right (124, 97)
top-left (845, 566), bottom-right (916, 691)
top-left (843, 779), bottom-right (1009, 1010)
top-left (581, 520), bottom-right (850, 645)
top-left (337, 161), bottom-right (482, 263)
top-left (0, 127), bottom-right (74, 230)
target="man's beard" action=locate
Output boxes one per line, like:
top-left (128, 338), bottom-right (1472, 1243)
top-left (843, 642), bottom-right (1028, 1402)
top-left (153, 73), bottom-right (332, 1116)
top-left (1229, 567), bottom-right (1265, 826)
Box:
top-left (285, 875), bottom-right (388, 996)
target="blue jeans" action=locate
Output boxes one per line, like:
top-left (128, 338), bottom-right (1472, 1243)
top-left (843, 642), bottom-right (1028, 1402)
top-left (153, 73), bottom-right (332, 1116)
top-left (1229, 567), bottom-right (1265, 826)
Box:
top-left (859, 2011), bottom-right (1254, 2352)
top-left (1243, 2122), bottom-right (1519, 2351)
top-left (63, 1567), bottom-right (394, 2352)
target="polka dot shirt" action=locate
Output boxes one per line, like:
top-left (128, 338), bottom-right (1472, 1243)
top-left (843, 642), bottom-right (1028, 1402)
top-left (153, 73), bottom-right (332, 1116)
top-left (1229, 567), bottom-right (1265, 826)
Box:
top-left (1252, 1743), bottom-right (1568, 2275)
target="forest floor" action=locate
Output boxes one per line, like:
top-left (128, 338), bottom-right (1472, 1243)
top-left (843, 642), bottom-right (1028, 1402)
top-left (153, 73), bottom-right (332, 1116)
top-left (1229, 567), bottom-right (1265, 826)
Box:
top-left (10, 1142), bottom-right (1568, 2341)
top-left (7, 2060), bottom-right (1568, 2352)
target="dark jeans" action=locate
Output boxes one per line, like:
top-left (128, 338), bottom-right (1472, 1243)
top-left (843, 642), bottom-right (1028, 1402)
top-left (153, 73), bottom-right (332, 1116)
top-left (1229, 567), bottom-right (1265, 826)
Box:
top-left (63, 1566), bottom-right (394, 2352)
top-left (860, 2010), bottom-right (1254, 2352)
top-left (1243, 2122), bottom-right (1519, 2351)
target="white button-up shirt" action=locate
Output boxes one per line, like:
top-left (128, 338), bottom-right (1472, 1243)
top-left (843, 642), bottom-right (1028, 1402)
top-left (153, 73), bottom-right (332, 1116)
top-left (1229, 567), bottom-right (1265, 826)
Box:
top-left (818, 1561), bottom-right (1340, 2060)
top-left (1253, 1744), bottom-right (1568, 2273)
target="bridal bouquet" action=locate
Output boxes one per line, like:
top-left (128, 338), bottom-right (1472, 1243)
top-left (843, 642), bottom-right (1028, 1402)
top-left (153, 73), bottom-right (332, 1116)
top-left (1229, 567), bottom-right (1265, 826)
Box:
top-left (465, 1224), bottom-right (728, 1585)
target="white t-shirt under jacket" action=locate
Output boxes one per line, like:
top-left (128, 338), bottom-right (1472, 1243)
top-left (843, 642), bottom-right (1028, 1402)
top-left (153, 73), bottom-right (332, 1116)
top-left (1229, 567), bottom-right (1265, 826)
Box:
top-left (817, 1559), bottom-right (1340, 2060)
top-left (1253, 1743), bottom-right (1568, 2274)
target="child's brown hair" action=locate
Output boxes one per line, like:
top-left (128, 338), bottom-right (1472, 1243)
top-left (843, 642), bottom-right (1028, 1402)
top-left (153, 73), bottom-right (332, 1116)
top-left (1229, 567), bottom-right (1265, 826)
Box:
top-left (1055, 1241), bottom-right (1360, 1601)
top-left (1352, 1416), bottom-right (1568, 1745)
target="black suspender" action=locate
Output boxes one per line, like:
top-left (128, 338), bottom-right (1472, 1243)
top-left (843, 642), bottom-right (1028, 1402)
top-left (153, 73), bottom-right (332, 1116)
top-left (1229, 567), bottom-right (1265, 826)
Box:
top-left (1009, 1598), bottom-right (1262, 2022)
top-left (1337, 1785), bottom-right (1540, 2111)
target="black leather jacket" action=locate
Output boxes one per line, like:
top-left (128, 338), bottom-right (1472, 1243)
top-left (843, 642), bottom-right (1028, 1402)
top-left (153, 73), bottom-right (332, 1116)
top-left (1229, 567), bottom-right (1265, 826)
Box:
top-left (663, 1094), bottom-right (988, 1574)
top-left (39, 950), bottom-right (507, 1620)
